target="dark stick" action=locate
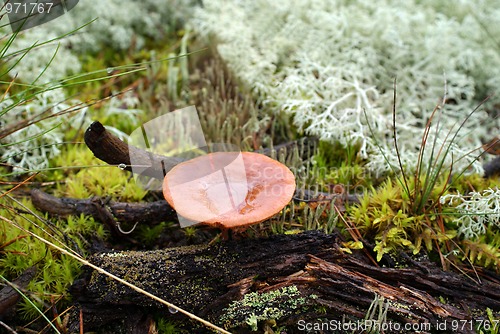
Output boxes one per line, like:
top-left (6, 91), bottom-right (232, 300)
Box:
top-left (484, 156), bottom-right (500, 178)
top-left (0, 266), bottom-right (37, 316)
top-left (84, 121), bottom-right (183, 180)
top-left (30, 189), bottom-right (176, 235)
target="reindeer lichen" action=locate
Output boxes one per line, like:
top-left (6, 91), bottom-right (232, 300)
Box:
top-left (192, 0), bottom-right (500, 175)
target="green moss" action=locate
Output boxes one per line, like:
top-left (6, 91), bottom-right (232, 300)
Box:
top-left (312, 140), bottom-right (371, 191)
top-left (49, 145), bottom-right (147, 201)
top-left (156, 317), bottom-right (181, 334)
top-left (348, 178), bottom-right (457, 262)
top-left (0, 199), bottom-right (105, 320)
top-left (449, 173), bottom-right (500, 194)
top-left (137, 222), bottom-right (171, 246)
top-left (183, 226), bottom-right (197, 239)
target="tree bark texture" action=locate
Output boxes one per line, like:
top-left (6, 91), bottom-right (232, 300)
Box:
top-left (68, 231), bottom-right (500, 334)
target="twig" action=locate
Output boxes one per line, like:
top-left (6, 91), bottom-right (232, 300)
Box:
top-left (30, 189), bottom-right (176, 233)
top-left (84, 121), bottom-right (183, 179)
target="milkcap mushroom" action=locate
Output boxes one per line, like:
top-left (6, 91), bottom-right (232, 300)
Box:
top-left (162, 152), bottom-right (296, 229)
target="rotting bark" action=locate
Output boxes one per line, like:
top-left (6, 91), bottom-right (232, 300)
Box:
top-left (69, 231), bottom-right (500, 334)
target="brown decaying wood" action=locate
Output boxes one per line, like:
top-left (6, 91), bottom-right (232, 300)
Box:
top-left (30, 189), bottom-right (176, 237)
top-left (68, 231), bottom-right (500, 333)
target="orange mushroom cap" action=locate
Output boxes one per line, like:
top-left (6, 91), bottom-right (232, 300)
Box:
top-left (162, 152), bottom-right (296, 229)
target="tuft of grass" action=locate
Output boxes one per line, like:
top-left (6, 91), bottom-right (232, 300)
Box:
top-left (349, 179), bottom-right (457, 262)
top-left (356, 294), bottom-right (389, 334)
top-left (354, 81), bottom-right (500, 269)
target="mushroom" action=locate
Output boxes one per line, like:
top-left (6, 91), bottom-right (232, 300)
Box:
top-left (162, 152), bottom-right (296, 229)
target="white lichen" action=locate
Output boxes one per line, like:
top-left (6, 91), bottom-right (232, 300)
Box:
top-left (0, 89), bottom-right (87, 172)
top-left (192, 0), bottom-right (500, 175)
top-left (440, 188), bottom-right (500, 239)
top-left (0, 88), bottom-right (145, 171)
top-left (2, 0), bottom-right (197, 83)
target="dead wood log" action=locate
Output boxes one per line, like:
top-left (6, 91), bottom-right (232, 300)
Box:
top-left (69, 231), bottom-right (500, 333)
top-left (30, 189), bottom-right (176, 236)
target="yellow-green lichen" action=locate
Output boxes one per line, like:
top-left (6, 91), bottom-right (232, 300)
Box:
top-left (220, 285), bottom-right (312, 331)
